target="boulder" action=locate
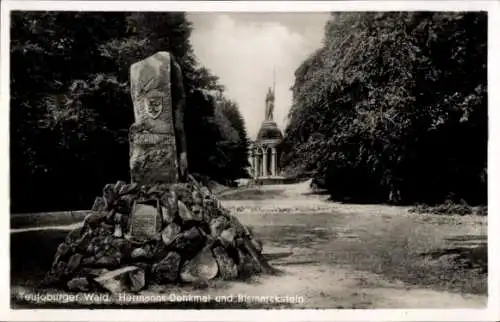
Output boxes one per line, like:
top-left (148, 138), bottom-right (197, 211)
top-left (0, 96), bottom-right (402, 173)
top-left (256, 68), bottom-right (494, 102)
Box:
top-left (110, 238), bottom-right (133, 256)
top-left (118, 183), bottom-right (138, 196)
top-left (161, 223), bottom-right (181, 247)
top-left (178, 200), bottom-right (194, 221)
top-left (219, 227), bottom-right (236, 248)
top-left (237, 251), bottom-right (263, 277)
top-left (172, 227), bottom-right (205, 257)
top-left (81, 256), bottom-right (96, 267)
top-left (213, 246), bottom-right (238, 280)
top-left (152, 251), bottom-right (181, 283)
top-left (92, 197), bottom-right (107, 211)
top-left (78, 267), bottom-right (110, 278)
top-left (210, 216), bottom-right (230, 237)
top-left (143, 244), bottom-right (155, 259)
top-left (172, 184), bottom-right (194, 206)
top-left (165, 190), bottom-right (179, 218)
top-left (53, 242), bottom-right (71, 265)
top-left (65, 227), bottom-right (84, 244)
top-left (190, 204), bottom-right (204, 221)
top-left (131, 247), bottom-right (148, 259)
top-left (95, 255), bottom-right (120, 269)
top-left (180, 245), bottom-right (218, 283)
top-left (84, 211), bottom-right (108, 230)
top-left (67, 277), bottom-right (90, 292)
top-left (45, 261), bottom-right (67, 285)
top-left (114, 181), bottom-right (127, 196)
top-left (93, 266), bottom-right (143, 293)
top-left (116, 195), bottom-right (135, 214)
top-left (192, 190), bottom-right (203, 205)
top-left (102, 184), bottom-right (116, 209)
top-left (65, 254), bottom-right (83, 275)
top-left (160, 205), bottom-right (175, 225)
top-left (128, 268), bottom-right (146, 292)
top-left (251, 238), bottom-right (263, 254)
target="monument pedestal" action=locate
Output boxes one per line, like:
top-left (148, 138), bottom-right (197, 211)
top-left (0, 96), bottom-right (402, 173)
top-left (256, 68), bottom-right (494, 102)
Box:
top-left (253, 176), bottom-right (300, 185)
top-left (250, 120), bottom-right (285, 184)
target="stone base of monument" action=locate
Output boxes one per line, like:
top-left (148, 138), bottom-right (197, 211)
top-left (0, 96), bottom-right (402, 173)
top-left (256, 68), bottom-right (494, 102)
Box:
top-left (42, 177), bottom-right (280, 294)
top-left (251, 176), bottom-right (304, 186)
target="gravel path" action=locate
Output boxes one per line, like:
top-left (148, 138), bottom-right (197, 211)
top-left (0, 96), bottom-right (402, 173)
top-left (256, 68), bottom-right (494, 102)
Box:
top-left (217, 180), bottom-right (487, 308)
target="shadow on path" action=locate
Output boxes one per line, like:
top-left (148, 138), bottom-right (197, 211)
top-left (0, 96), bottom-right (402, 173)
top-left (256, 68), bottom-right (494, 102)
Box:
top-left (11, 229), bottom-right (67, 287)
top-left (420, 235), bottom-right (487, 273)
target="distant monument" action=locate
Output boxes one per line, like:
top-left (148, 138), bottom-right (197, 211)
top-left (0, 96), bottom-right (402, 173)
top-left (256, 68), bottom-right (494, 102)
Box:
top-left (129, 52), bottom-right (188, 185)
top-left (249, 74), bottom-right (284, 183)
top-left (265, 86), bottom-right (275, 121)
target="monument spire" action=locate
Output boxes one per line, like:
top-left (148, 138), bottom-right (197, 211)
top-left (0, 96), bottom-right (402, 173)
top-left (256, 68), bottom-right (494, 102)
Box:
top-left (272, 66), bottom-right (276, 95)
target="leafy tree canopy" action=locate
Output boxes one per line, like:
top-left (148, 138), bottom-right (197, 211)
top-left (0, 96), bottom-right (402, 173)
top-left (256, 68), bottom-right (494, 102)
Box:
top-left (283, 12), bottom-right (486, 205)
top-left (10, 12), bottom-right (250, 212)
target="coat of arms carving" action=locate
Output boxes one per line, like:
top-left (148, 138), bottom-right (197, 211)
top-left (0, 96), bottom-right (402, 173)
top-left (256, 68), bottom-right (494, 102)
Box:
top-left (144, 95), bottom-right (164, 120)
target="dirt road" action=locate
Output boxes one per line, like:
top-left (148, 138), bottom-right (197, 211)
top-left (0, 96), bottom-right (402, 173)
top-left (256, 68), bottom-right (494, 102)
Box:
top-left (11, 180), bottom-right (487, 308)
top-left (217, 180), bottom-right (487, 308)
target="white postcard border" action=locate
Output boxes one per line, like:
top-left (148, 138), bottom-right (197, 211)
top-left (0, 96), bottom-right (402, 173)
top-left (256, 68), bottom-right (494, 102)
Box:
top-left (1, 1), bottom-right (498, 321)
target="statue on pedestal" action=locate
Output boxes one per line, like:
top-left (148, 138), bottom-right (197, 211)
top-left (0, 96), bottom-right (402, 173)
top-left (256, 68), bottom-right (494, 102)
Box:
top-left (265, 86), bottom-right (275, 122)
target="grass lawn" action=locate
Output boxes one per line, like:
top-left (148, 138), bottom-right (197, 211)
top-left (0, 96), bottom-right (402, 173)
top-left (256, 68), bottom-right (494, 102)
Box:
top-left (246, 211), bottom-right (487, 295)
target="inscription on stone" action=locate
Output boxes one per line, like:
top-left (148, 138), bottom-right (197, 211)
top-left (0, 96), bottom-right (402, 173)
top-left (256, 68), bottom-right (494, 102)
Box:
top-left (132, 132), bottom-right (175, 146)
top-left (127, 202), bottom-right (161, 242)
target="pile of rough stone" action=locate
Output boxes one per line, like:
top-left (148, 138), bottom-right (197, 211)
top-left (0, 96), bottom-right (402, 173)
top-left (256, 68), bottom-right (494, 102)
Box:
top-left (43, 178), bottom-right (276, 293)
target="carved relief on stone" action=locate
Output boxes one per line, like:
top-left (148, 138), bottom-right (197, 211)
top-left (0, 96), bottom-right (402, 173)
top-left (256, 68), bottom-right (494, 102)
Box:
top-left (130, 52), bottom-right (174, 133)
top-left (129, 52), bottom-right (180, 185)
top-left (144, 94), bottom-right (164, 120)
top-left (129, 129), bottom-right (179, 185)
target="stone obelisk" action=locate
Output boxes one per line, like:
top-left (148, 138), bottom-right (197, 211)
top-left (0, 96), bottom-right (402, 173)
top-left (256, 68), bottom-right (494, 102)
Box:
top-left (129, 52), bottom-right (180, 185)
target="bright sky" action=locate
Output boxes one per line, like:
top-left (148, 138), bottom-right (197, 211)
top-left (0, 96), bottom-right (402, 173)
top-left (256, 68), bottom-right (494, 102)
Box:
top-left (188, 13), bottom-right (330, 140)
